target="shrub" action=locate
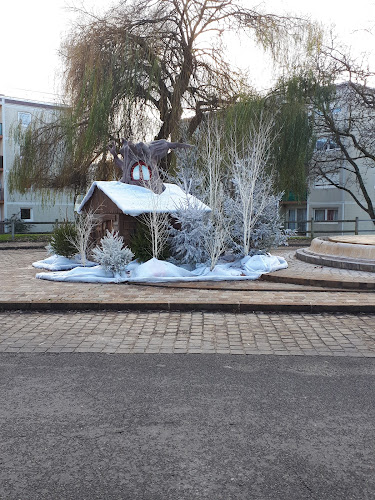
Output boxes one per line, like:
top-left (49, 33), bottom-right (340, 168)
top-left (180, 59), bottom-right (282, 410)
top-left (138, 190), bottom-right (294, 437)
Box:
top-left (92, 230), bottom-right (134, 276)
top-left (4, 214), bottom-right (34, 234)
top-left (49, 222), bottom-right (78, 258)
top-left (130, 220), bottom-right (170, 262)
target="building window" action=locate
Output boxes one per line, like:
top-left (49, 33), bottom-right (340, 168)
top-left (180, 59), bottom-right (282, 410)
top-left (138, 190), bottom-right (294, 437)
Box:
top-left (314, 171), bottom-right (340, 189)
top-left (314, 208), bottom-right (338, 222)
top-left (131, 161), bottom-right (152, 181)
top-left (18, 112), bottom-right (31, 128)
top-left (20, 208), bottom-right (32, 221)
top-left (288, 208), bottom-right (307, 233)
top-left (315, 138), bottom-right (340, 151)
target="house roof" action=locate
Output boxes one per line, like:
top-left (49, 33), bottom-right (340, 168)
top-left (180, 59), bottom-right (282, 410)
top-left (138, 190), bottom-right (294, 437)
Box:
top-left (77, 181), bottom-right (211, 216)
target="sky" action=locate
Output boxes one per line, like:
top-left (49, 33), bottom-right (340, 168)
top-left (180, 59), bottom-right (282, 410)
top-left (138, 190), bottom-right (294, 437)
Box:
top-left (1, 0), bottom-right (374, 103)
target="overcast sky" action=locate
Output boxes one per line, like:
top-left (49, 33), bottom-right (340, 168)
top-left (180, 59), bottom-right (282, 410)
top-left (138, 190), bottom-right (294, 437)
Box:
top-left (1, 0), bottom-right (374, 102)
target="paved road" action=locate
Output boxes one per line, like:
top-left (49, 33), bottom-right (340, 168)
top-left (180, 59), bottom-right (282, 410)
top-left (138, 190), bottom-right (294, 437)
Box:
top-left (1, 248), bottom-right (375, 499)
top-left (1, 310), bottom-right (375, 356)
top-left (1, 354), bottom-right (374, 500)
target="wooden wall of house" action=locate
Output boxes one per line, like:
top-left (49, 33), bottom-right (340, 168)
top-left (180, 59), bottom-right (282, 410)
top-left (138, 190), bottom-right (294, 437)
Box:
top-left (84, 187), bottom-right (120, 215)
top-left (81, 187), bottom-right (138, 245)
top-left (119, 214), bottom-right (138, 246)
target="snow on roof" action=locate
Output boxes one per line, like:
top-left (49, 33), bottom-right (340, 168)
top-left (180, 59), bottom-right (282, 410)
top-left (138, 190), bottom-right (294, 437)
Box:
top-left (77, 181), bottom-right (211, 216)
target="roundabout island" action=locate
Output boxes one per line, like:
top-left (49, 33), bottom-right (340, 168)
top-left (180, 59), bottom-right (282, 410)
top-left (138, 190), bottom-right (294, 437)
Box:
top-left (296, 235), bottom-right (375, 272)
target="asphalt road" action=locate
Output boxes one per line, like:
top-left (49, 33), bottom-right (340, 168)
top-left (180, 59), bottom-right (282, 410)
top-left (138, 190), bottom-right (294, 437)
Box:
top-left (1, 353), bottom-right (374, 500)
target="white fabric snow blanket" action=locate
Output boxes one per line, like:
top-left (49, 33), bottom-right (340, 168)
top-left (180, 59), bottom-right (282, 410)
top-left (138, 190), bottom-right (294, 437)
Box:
top-left (33, 254), bottom-right (97, 271)
top-left (35, 254), bottom-right (288, 283)
top-left (36, 265), bottom-right (128, 283)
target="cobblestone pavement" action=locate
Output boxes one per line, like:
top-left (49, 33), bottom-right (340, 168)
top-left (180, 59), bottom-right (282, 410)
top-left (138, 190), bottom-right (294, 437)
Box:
top-left (1, 310), bottom-right (375, 357)
top-left (1, 248), bottom-right (375, 311)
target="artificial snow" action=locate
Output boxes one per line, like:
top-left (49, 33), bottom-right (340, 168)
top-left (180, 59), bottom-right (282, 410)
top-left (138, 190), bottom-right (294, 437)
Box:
top-left (77, 181), bottom-right (211, 216)
top-left (36, 265), bottom-right (128, 283)
top-left (32, 254), bottom-right (97, 271)
top-left (35, 254), bottom-right (288, 283)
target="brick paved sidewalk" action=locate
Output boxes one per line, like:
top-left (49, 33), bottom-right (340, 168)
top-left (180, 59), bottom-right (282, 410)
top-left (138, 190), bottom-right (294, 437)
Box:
top-left (1, 310), bottom-right (375, 357)
top-left (0, 248), bottom-right (375, 312)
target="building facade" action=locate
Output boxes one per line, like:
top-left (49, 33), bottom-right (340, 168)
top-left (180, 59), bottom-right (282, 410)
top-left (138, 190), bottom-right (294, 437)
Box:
top-left (0, 95), bottom-right (74, 232)
top-left (283, 83), bottom-right (375, 237)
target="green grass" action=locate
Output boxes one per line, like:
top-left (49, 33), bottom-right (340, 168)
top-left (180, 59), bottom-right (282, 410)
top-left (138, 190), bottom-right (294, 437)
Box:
top-left (0, 233), bottom-right (50, 243)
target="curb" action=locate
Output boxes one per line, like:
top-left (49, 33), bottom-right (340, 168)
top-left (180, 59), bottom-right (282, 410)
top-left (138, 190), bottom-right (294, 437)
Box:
top-left (261, 273), bottom-right (375, 290)
top-left (0, 301), bottom-right (374, 314)
top-left (296, 248), bottom-right (375, 273)
top-left (0, 244), bottom-right (47, 250)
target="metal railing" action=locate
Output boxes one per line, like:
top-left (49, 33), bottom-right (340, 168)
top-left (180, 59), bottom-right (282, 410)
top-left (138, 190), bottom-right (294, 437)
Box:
top-left (0, 220), bottom-right (64, 240)
top-left (285, 217), bottom-right (375, 238)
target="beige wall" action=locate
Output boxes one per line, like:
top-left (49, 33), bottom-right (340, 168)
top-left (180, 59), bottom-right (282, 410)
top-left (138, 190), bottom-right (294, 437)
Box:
top-left (1, 97), bottom-right (74, 227)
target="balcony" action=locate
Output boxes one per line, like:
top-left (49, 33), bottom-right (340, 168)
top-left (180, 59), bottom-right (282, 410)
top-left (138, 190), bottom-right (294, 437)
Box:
top-left (282, 191), bottom-right (307, 204)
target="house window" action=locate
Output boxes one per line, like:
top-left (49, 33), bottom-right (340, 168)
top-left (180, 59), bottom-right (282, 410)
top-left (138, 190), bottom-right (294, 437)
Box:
top-left (20, 208), bottom-right (32, 221)
top-left (131, 161), bottom-right (152, 181)
top-left (18, 112), bottom-right (31, 128)
top-left (314, 208), bottom-right (338, 222)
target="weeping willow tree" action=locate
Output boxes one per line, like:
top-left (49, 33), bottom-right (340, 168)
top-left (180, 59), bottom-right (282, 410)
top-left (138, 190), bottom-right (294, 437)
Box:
top-left (206, 82), bottom-right (314, 200)
top-left (269, 76), bottom-right (316, 200)
top-left (9, 0), bottom-right (321, 199)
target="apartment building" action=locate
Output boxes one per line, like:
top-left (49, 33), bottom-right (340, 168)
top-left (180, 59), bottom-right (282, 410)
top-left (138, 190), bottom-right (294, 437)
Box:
top-left (283, 83), bottom-right (375, 236)
top-left (0, 95), bottom-right (74, 231)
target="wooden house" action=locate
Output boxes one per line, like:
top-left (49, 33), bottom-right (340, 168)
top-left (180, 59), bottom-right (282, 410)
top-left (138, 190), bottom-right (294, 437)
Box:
top-left (77, 181), bottom-right (210, 244)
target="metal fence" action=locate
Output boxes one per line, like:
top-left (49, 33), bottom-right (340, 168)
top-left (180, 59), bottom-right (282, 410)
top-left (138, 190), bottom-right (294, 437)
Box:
top-left (285, 217), bottom-right (375, 238)
top-left (0, 220), bottom-right (64, 240)
top-left (1, 217), bottom-right (375, 241)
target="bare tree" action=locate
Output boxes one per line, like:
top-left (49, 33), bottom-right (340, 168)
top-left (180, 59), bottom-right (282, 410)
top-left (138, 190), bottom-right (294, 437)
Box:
top-left (139, 192), bottom-right (170, 260)
top-left (307, 46), bottom-right (375, 223)
top-left (199, 116), bottom-right (231, 270)
top-left (228, 112), bottom-right (277, 255)
top-left (69, 209), bottom-right (101, 266)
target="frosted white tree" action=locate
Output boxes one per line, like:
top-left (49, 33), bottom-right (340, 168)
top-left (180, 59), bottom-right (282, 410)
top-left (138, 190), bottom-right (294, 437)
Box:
top-left (169, 113), bottom-right (288, 266)
top-left (199, 116), bottom-right (231, 270)
top-left (92, 230), bottom-right (134, 277)
top-left (139, 190), bottom-right (170, 260)
top-left (169, 147), bottom-right (210, 265)
top-left (170, 147), bottom-right (201, 196)
top-left (68, 209), bottom-right (101, 266)
top-left (169, 198), bottom-right (210, 265)
top-left (227, 113), bottom-right (280, 256)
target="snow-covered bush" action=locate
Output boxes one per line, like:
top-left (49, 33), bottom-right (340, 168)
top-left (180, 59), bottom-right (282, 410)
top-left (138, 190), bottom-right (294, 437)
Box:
top-left (169, 201), bottom-right (210, 265)
top-left (49, 222), bottom-right (78, 258)
top-left (229, 188), bottom-right (289, 252)
top-left (92, 230), bottom-right (134, 276)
